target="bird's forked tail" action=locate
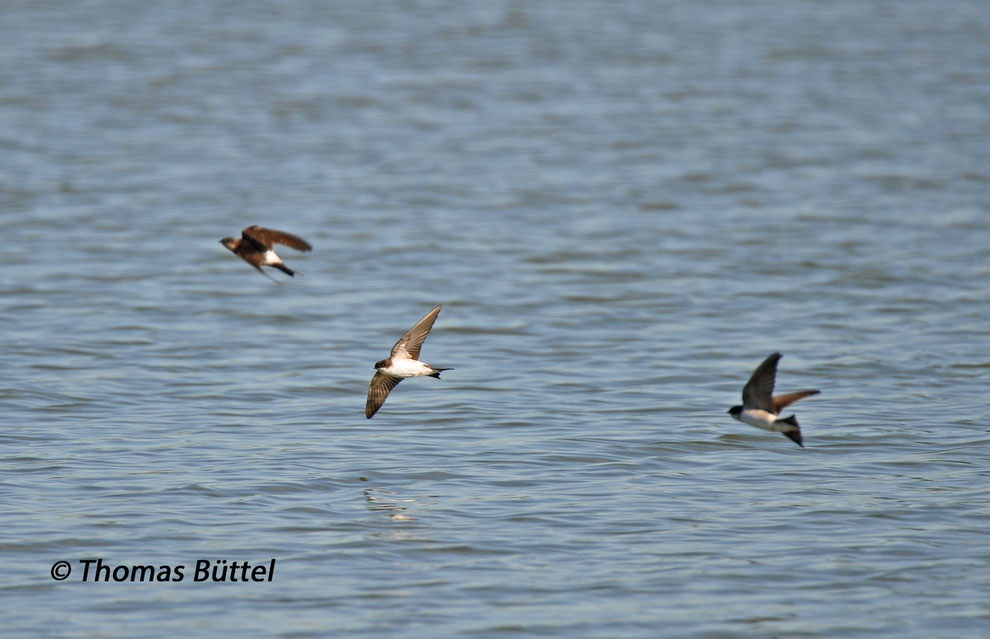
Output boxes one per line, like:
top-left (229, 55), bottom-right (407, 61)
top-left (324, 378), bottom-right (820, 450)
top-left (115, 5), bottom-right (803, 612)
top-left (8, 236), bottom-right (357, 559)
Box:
top-left (776, 415), bottom-right (804, 447)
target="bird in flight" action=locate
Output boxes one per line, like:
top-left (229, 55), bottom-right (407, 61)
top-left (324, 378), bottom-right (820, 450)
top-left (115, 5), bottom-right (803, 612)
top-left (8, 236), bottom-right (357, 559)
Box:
top-left (727, 352), bottom-right (819, 447)
top-left (220, 225), bottom-right (312, 277)
top-left (366, 304), bottom-right (451, 419)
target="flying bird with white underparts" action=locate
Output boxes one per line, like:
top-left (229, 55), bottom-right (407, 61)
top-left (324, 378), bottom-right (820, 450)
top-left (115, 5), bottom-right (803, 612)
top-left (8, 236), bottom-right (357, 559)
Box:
top-left (728, 352), bottom-right (819, 447)
top-left (220, 225), bottom-right (312, 278)
top-left (366, 305), bottom-right (451, 419)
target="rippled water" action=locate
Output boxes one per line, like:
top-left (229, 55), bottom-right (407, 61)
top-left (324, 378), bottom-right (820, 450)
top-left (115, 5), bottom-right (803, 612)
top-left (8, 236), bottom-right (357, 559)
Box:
top-left (2, 1), bottom-right (990, 636)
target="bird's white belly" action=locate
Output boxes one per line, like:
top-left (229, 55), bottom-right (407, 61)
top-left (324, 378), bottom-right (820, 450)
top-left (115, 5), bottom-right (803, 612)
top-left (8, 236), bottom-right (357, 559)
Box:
top-left (262, 250), bottom-right (281, 265)
top-left (739, 409), bottom-right (778, 431)
top-left (381, 358), bottom-right (432, 378)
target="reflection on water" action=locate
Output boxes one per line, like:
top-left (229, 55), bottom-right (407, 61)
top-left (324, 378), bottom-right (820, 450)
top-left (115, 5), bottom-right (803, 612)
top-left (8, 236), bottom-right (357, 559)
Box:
top-left (364, 488), bottom-right (417, 522)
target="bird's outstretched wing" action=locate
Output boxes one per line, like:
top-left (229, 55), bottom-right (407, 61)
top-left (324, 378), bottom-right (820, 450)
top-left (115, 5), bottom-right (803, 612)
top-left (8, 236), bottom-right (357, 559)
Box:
top-left (366, 373), bottom-right (402, 419)
top-left (742, 352), bottom-right (781, 413)
top-left (242, 226), bottom-right (312, 252)
top-left (773, 390), bottom-right (820, 413)
top-left (391, 305), bottom-right (442, 360)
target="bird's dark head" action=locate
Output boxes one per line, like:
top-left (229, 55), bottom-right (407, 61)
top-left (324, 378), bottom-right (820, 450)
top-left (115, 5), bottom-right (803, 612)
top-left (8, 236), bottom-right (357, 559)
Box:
top-left (374, 358), bottom-right (390, 370)
top-left (728, 405), bottom-right (742, 417)
top-left (220, 237), bottom-right (237, 250)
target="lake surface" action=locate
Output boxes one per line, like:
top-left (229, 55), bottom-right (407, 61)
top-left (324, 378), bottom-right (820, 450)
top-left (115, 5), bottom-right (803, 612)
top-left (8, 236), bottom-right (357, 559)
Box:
top-left (2, 1), bottom-right (989, 636)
